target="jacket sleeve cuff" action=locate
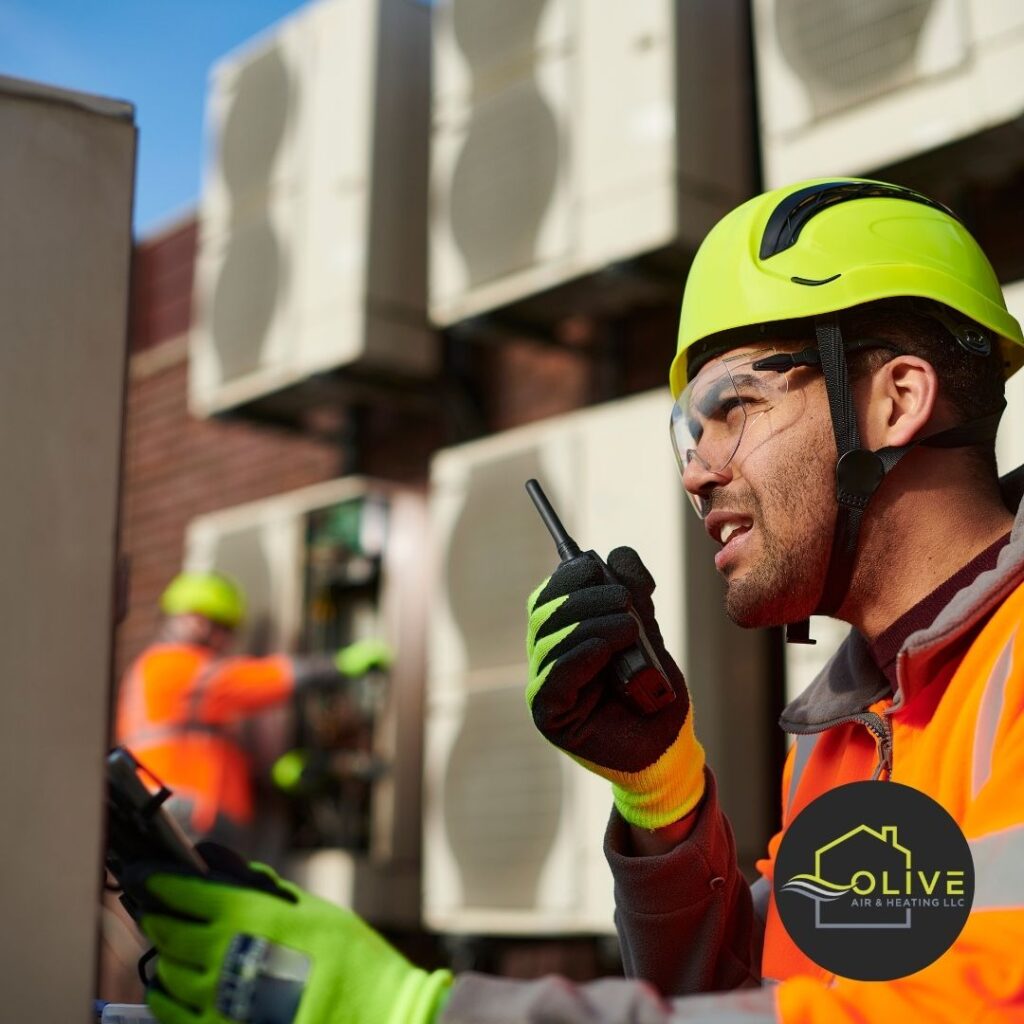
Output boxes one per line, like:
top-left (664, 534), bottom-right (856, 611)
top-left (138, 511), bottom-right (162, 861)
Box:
top-left (291, 655), bottom-right (343, 690)
top-left (604, 767), bottom-right (738, 915)
top-left (440, 973), bottom-right (779, 1024)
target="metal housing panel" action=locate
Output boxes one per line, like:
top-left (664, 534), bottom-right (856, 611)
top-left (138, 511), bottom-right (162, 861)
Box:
top-left (0, 76), bottom-right (134, 1021)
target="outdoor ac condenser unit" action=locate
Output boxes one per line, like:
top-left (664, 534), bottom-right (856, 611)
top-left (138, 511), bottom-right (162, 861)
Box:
top-left (429, 0), bottom-right (754, 327)
top-left (753, 0), bottom-right (1024, 187)
top-left (191, 0), bottom-right (435, 419)
top-left (424, 391), bottom-right (775, 934)
top-left (183, 477), bottom-right (429, 926)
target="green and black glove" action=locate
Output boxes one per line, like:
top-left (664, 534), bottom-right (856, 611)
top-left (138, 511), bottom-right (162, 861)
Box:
top-left (130, 845), bottom-right (451, 1024)
top-left (526, 546), bottom-right (705, 830)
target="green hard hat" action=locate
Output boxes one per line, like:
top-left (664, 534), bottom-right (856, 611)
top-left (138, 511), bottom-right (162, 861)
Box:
top-left (160, 571), bottom-right (245, 628)
top-left (670, 178), bottom-right (1024, 398)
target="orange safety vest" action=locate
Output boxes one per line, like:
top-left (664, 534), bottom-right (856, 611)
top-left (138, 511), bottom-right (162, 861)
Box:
top-left (755, 578), bottom-right (1024, 1022)
top-left (115, 643), bottom-right (295, 834)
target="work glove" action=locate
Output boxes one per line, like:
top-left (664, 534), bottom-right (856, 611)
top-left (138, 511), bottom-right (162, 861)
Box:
top-left (129, 845), bottom-right (451, 1024)
top-left (526, 547), bottom-right (705, 830)
top-left (334, 637), bottom-right (393, 677)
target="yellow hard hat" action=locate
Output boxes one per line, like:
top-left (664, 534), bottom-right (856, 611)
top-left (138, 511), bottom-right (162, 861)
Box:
top-left (160, 571), bottom-right (245, 628)
top-left (670, 178), bottom-right (1024, 398)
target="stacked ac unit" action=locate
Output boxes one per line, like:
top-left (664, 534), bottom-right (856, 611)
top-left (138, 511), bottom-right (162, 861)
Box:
top-left (183, 477), bottom-right (429, 926)
top-left (429, 0), bottom-right (754, 326)
top-left (425, 391), bottom-right (774, 934)
top-left (753, 0), bottom-right (1024, 187)
top-left (190, 0), bottom-right (436, 418)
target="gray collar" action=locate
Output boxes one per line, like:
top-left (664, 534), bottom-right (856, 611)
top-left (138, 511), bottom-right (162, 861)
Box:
top-left (779, 465), bottom-right (1024, 734)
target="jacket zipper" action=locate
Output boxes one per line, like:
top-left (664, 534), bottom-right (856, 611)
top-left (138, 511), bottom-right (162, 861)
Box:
top-left (868, 711), bottom-right (893, 780)
top-left (786, 711), bottom-right (893, 780)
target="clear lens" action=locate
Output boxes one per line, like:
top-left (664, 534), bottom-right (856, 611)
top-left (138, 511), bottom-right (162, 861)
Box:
top-left (669, 352), bottom-right (789, 517)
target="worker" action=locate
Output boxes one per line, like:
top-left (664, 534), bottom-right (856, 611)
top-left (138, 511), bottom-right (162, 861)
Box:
top-left (130, 179), bottom-right (1024, 1022)
top-left (116, 570), bottom-right (392, 849)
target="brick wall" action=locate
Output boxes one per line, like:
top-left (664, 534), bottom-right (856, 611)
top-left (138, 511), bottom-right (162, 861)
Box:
top-left (129, 217), bottom-right (197, 354)
top-left (117, 344), bottom-right (344, 674)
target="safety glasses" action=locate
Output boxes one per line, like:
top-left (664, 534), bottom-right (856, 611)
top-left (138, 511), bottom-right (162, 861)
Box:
top-left (669, 348), bottom-right (822, 518)
top-left (670, 341), bottom-right (903, 518)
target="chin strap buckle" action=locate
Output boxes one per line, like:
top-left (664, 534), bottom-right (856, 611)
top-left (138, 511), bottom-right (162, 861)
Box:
top-left (785, 618), bottom-right (817, 645)
top-left (835, 449), bottom-right (886, 509)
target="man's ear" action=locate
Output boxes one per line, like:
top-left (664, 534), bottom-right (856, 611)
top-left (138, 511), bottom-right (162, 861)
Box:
top-left (860, 355), bottom-right (940, 449)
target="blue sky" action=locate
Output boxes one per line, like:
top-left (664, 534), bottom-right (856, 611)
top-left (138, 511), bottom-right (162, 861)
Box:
top-left (0, 0), bottom-right (308, 236)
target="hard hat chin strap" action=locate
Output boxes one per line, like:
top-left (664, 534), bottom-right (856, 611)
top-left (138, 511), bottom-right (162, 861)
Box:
top-left (784, 314), bottom-right (1004, 645)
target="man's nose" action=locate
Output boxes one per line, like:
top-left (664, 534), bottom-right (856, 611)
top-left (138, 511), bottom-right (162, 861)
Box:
top-left (682, 451), bottom-right (732, 501)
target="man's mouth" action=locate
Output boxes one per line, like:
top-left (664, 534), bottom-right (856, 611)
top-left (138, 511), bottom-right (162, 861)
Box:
top-left (705, 512), bottom-right (753, 546)
top-left (705, 511), bottom-right (754, 571)
top-left (719, 521), bottom-right (750, 545)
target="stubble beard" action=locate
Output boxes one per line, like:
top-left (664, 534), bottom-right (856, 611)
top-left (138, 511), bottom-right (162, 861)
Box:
top-left (721, 446), bottom-right (835, 629)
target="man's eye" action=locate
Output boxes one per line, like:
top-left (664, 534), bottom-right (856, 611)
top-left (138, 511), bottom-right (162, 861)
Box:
top-left (714, 397), bottom-right (743, 419)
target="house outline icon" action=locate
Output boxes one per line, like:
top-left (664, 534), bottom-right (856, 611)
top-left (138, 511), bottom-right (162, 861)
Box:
top-left (813, 824), bottom-right (912, 929)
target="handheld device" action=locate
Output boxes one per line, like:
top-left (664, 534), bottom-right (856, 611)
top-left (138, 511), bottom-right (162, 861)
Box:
top-left (525, 479), bottom-right (675, 715)
top-left (105, 746), bottom-right (208, 919)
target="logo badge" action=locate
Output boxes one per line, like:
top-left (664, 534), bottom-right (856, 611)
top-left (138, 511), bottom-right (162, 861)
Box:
top-left (774, 781), bottom-right (973, 980)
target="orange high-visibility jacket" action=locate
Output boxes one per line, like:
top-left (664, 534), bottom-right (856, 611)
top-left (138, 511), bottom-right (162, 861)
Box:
top-left (603, 525), bottom-right (1024, 1021)
top-left (442, 511), bottom-right (1024, 1022)
top-left (115, 643), bottom-right (296, 833)
top-left (754, 574), bottom-right (1024, 1020)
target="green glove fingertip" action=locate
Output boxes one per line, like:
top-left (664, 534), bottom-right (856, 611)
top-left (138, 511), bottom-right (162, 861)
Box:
top-left (527, 574), bottom-right (552, 615)
top-left (393, 968), bottom-right (455, 1024)
top-left (272, 749), bottom-right (308, 792)
top-left (335, 637), bottom-right (394, 676)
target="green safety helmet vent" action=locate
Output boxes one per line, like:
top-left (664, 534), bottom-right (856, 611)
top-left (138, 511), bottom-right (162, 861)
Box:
top-left (670, 177), bottom-right (1024, 399)
top-left (160, 571), bottom-right (246, 628)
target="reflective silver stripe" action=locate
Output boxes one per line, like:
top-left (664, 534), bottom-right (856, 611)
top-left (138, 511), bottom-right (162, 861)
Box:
top-left (124, 721), bottom-right (232, 745)
top-left (668, 986), bottom-right (777, 1022)
top-left (750, 876), bottom-right (771, 924)
top-left (187, 660), bottom-right (221, 727)
top-left (969, 824), bottom-right (1024, 911)
top-left (786, 733), bottom-right (820, 816)
top-left (971, 632), bottom-right (1016, 799)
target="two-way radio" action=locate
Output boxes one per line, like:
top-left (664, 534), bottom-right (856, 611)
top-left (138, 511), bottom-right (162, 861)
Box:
top-left (105, 747), bottom-right (208, 920)
top-left (525, 479), bottom-right (675, 715)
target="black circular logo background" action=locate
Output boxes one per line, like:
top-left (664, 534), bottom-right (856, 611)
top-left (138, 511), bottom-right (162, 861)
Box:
top-left (774, 781), bottom-right (973, 980)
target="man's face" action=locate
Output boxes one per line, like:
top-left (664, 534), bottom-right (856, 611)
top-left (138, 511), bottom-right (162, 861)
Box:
top-left (168, 613), bottom-right (236, 654)
top-left (680, 342), bottom-right (836, 627)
